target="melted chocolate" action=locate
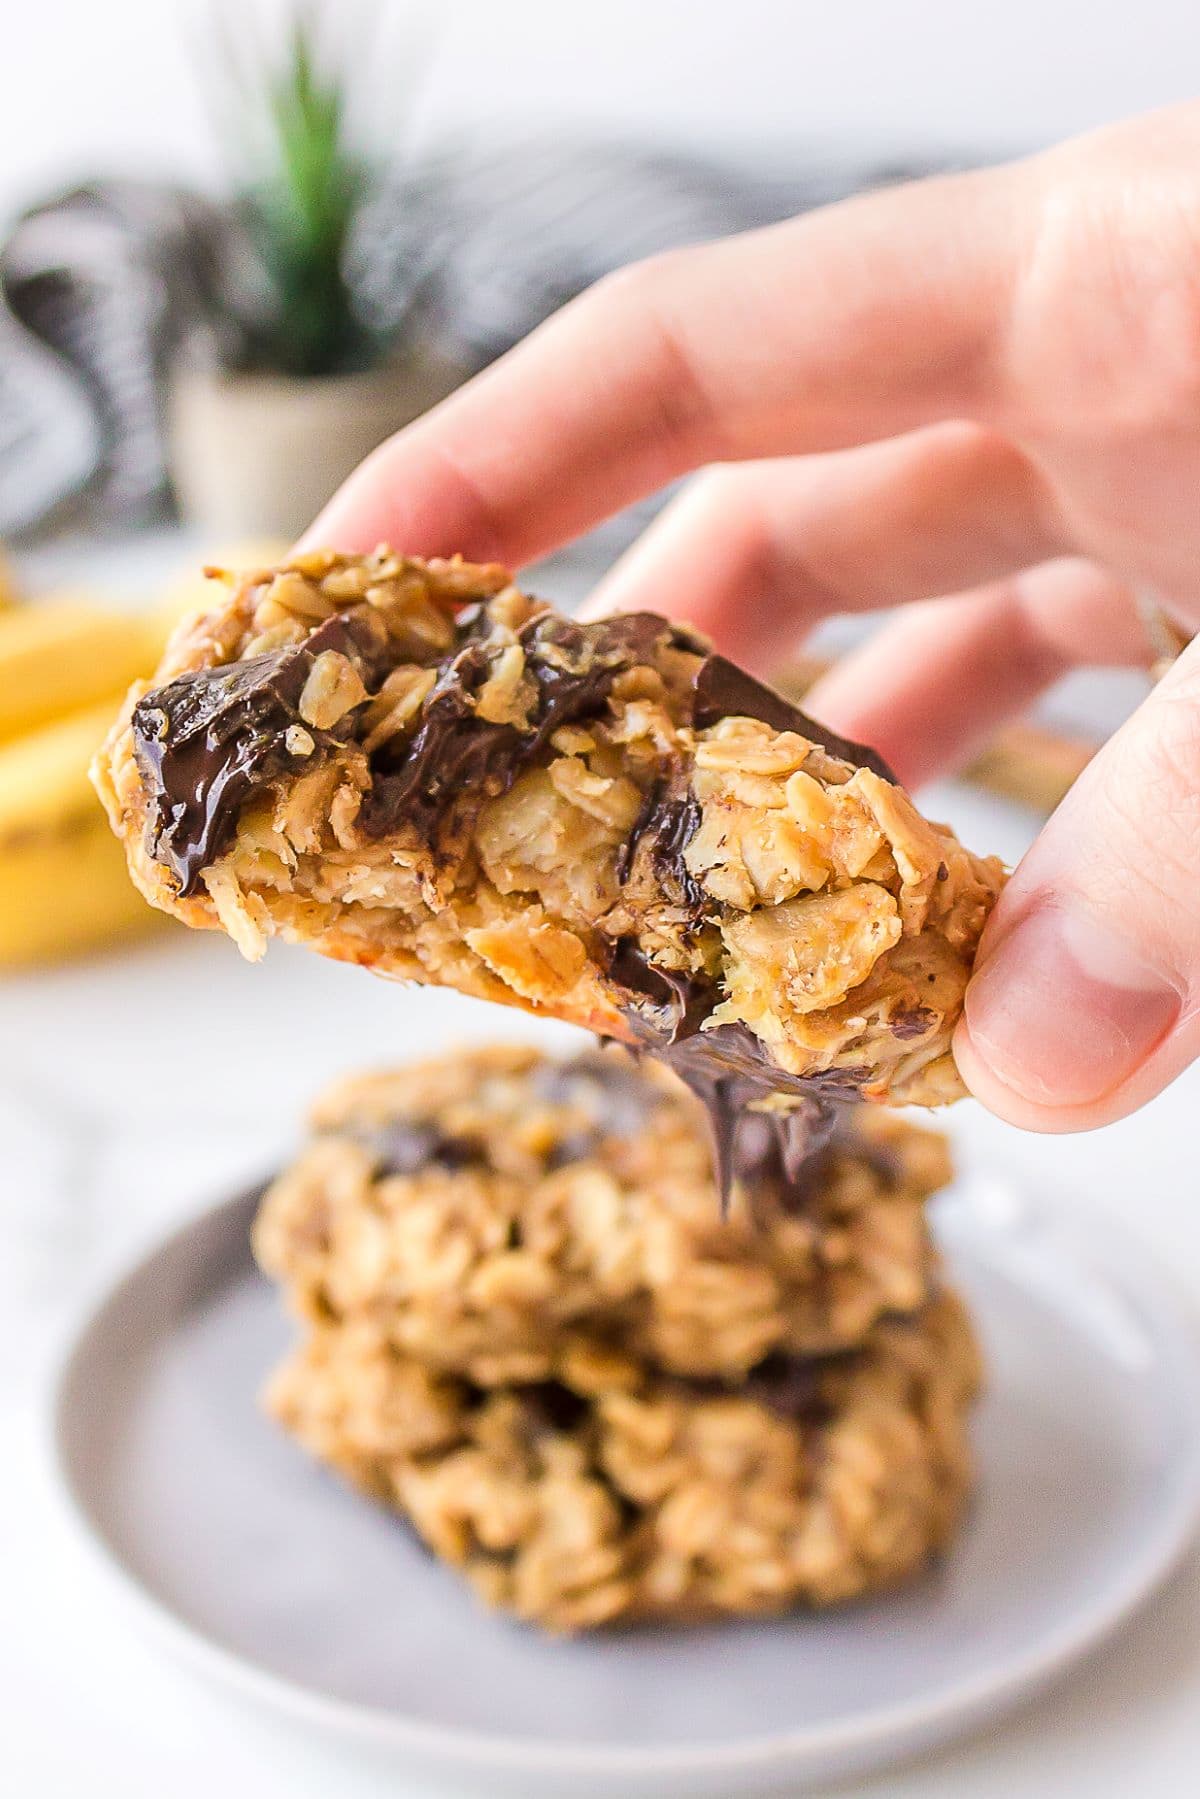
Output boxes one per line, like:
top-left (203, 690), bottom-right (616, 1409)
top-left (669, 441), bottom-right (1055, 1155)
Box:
top-left (889, 1005), bottom-right (938, 1041)
top-left (133, 590), bottom-right (896, 1210)
top-left (132, 612), bottom-right (385, 896)
top-left (690, 654), bottom-right (894, 781)
top-left (662, 1022), bottom-right (863, 1207)
top-left (133, 594), bottom-right (888, 911)
top-left (595, 642), bottom-right (896, 1207)
top-left (617, 780), bottom-right (704, 908)
top-left (361, 611), bottom-right (674, 844)
top-left (603, 935), bottom-right (868, 1211)
top-left (604, 938), bottom-right (713, 1041)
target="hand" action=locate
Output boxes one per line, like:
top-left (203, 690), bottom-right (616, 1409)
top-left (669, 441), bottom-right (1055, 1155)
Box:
top-left (304, 103), bottom-right (1200, 1135)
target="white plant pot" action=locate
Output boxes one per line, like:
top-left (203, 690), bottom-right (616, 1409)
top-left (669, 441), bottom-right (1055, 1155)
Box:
top-left (168, 353), bottom-right (465, 540)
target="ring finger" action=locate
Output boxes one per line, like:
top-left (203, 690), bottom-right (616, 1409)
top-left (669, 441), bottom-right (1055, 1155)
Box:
top-left (581, 422), bottom-right (1066, 672)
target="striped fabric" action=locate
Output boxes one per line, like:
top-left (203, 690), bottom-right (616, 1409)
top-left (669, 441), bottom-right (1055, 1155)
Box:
top-left (0, 141), bottom-right (936, 539)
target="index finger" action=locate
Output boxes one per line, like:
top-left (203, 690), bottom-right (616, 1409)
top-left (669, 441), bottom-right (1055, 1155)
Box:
top-left (303, 164), bottom-right (1025, 566)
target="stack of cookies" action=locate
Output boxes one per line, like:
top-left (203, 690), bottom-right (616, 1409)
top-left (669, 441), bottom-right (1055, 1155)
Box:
top-left (254, 1045), bottom-right (981, 1632)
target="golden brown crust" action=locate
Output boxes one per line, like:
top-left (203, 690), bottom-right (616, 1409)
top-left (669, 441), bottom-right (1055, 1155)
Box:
top-left (95, 550), bottom-right (1006, 1104)
top-left (265, 1291), bottom-right (980, 1631)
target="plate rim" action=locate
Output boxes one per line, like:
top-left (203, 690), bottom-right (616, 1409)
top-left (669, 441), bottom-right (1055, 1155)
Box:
top-left (49, 1176), bottom-right (1200, 1780)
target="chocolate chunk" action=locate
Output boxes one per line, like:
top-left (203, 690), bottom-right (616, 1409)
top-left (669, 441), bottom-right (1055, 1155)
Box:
top-left (352, 1119), bottom-right (482, 1177)
top-left (617, 781), bottom-right (704, 909)
top-left (521, 611), bottom-right (672, 721)
top-left (691, 653), bottom-right (894, 781)
top-left (131, 612), bottom-right (384, 897)
top-left (616, 644), bottom-right (894, 902)
top-left (520, 1380), bottom-right (589, 1436)
top-left (890, 1005), bottom-right (937, 1041)
top-left (529, 1051), bottom-right (656, 1150)
top-left (743, 1353), bottom-right (829, 1423)
top-left (360, 631), bottom-right (520, 842)
top-left (363, 610), bottom-right (676, 844)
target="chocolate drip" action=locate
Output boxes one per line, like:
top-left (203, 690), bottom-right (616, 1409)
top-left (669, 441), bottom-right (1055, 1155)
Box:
top-left (603, 936), bottom-right (866, 1211)
top-left (131, 612), bottom-right (385, 896)
top-left (132, 589), bottom-right (895, 1211)
top-left (660, 1021), bottom-right (862, 1207)
top-left (597, 641), bottom-right (896, 1208)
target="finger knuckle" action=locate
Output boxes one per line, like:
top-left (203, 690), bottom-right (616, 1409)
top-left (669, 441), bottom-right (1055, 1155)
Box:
top-left (588, 247), bottom-right (694, 314)
top-left (1015, 175), bottom-right (1200, 424)
top-left (585, 252), bottom-right (720, 464)
top-left (685, 464), bottom-right (748, 515)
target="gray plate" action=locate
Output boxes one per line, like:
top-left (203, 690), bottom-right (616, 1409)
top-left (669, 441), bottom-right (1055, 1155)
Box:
top-left (52, 1174), bottom-right (1200, 1797)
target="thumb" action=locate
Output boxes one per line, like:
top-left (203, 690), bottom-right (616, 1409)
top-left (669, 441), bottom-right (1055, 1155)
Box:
top-left (955, 640), bottom-right (1200, 1131)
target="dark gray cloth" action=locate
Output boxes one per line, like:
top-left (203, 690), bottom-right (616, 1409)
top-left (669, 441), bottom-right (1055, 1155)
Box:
top-left (0, 142), bottom-right (934, 539)
top-left (348, 141), bottom-right (930, 368)
top-left (0, 183), bottom-right (243, 532)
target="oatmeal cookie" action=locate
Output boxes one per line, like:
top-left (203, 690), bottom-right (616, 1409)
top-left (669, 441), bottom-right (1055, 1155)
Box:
top-left (94, 551), bottom-right (1004, 1137)
top-left (253, 1045), bottom-right (950, 1379)
top-left (264, 1290), bottom-right (980, 1630)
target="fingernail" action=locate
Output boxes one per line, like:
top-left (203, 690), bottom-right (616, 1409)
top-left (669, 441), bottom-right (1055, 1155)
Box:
top-left (965, 902), bottom-right (1181, 1109)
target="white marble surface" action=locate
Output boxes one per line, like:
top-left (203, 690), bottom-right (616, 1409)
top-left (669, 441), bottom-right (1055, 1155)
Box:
top-left (4, 539), bottom-right (1200, 1795)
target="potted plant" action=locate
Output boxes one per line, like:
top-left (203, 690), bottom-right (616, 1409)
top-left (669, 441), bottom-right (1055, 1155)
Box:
top-left (169, 7), bottom-right (461, 538)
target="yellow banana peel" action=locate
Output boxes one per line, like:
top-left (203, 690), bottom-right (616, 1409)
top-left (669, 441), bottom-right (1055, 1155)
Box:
top-left (0, 601), bottom-right (173, 744)
top-left (0, 547), bottom-right (19, 610)
top-left (0, 701), bottom-right (163, 967)
top-left (0, 541), bottom-right (287, 965)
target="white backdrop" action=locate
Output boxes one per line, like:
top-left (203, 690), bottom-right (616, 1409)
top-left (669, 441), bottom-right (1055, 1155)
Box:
top-left (5, 0), bottom-right (1200, 221)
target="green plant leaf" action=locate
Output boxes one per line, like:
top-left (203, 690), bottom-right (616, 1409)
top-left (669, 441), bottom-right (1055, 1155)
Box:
top-left (207, 4), bottom-right (399, 377)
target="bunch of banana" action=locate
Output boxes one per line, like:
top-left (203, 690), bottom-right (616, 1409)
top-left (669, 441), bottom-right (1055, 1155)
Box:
top-left (0, 597), bottom-right (173, 746)
top-left (0, 700), bottom-right (162, 965)
top-left (0, 548), bottom-right (19, 611)
top-left (0, 542), bottom-right (282, 968)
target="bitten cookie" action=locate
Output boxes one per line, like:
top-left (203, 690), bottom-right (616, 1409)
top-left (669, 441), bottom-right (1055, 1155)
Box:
top-left (94, 551), bottom-right (1005, 1145)
top-left (264, 1290), bottom-right (981, 1631)
top-left (252, 1045), bottom-right (951, 1381)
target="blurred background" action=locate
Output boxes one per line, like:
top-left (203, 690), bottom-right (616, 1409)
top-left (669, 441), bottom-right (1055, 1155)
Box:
top-left (4, 3), bottom-right (1200, 1792)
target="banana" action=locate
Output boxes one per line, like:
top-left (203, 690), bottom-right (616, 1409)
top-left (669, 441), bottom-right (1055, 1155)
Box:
top-left (0, 701), bottom-right (161, 966)
top-left (0, 546), bottom-right (19, 610)
top-left (0, 600), bottom-right (175, 744)
top-left (0, 544), bottom-right (289, 964)
top-left (161, 539), bottom-right (287, 617)
top-left (0, 541), bottom-right (290, 746)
